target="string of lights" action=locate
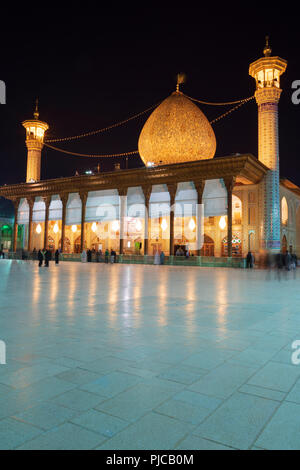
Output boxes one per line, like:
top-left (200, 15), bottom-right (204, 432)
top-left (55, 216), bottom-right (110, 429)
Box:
top-left (209, 96), bottom-right (255, 124)
top-left (183, 93), bottom-right (255, 106)
top-left (45, 101), bottom-right (162, 143)
top-left (44, 142), bottom-right (139, 158)
top-left (43, 95), bottom-right (254, 158)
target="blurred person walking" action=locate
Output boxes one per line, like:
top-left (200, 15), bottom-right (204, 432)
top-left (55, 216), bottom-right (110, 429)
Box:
top-left (275, 252), bottom-right (283, 281)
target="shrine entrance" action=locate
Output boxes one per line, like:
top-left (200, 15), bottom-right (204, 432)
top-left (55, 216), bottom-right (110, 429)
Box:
top-left (282, 234), bottom-right (288, 254)
top-left (222, 233), bottom-right (242, 257)
top-left (200, 234), bottom-right (215, 257)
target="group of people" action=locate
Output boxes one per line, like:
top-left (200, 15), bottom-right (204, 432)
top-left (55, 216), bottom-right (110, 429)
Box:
top-left (81, 248), bottom-right (117, 264)
top-left (248, 249), bottom-right (298, 280)
top-left (266, 250), bottom-right (298, 280)
top-left (154, 250), bottom-right (165, 265)
top-left (28, 246), bottom-right (297, 277)
top-left (175, 246), bottom-right (190, 258)
top-left (37, 248), bottom-right (60, 267)
top-left (0, 245), bottom-right (5, 259)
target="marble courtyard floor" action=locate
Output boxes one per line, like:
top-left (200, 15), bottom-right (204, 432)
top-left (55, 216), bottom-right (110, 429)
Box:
top-left (1, 260), bottom-right (300, 450)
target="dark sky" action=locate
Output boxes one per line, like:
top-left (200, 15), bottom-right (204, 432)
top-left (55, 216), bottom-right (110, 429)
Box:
top-left (0, 12), bottom-right (299, 186)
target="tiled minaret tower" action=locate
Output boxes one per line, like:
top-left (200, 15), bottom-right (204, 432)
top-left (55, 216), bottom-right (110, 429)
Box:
top-left (22, 100), bottom-right (49, 183)
top-left (249, 37), bottom-right (287, 251)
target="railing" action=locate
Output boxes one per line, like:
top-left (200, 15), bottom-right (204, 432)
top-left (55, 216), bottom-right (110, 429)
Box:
top-left (3, 252), bottom-right (246, 268)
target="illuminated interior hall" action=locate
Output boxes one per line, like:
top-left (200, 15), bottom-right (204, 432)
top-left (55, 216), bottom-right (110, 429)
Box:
top-left (1, 39), bottom-right (300, 267)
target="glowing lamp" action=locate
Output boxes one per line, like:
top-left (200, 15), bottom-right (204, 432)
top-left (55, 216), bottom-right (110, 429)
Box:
top-left (188, 219), bottom-right (196, 231)
top-left (219, 216), bottom-right (226, 230)
top-left (36, 224), bottom-right (42, 234)
top-left (72, 225), bottom-right (77, 233)
top-left (161, 219), bottom-right (168, 231)
top-left (135, 219), bottom-right (142, 231)
top-left (112, 220), bottom-right (120, 232)
top-left (91, 222), bottom-right (97, 233)
top-left (53, 223), bottom-right (59, 234)
top-left (127, 241), bottom-right (131, 248)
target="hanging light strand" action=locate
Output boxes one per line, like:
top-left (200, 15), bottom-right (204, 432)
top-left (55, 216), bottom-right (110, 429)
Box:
top-left (182, 93), bottom-right (255, 106)
top-left (44, 142), bottom-right (139, 158)
top-left (209, 97), bottom-right (255, 125)
top-left (43, 95), bottom-right (255, 157)
top-left (45, 101), bottom-right (162, 143)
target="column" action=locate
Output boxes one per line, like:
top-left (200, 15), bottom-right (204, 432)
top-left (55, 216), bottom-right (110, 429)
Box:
top-left (257, 91), bottom-right (281, 251)
top-left (60, 194), bottom-right (68, 252)
top-left (43, 196), bottom-right (51, 249)
top-left (167, 183), bottom-right (177, 256)
top-left (194, 180), bottom-right (205, 256)
top-left (224, 177), bottom-right (236, 258)
top-left (142, 186), bottom-right (152, 256)
top-left (118, 188), bottom-right (128, 255)
top-left (12, 198), bottom-right (20, 252)
top-left (27, 198), bottom-right (34, 252)
top-left (80, 192), bottom-right (87, 252)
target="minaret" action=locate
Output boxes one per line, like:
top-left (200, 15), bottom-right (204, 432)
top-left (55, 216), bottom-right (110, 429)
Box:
top-left (249, 37), bottom-right (287, 251)
top-left (22, 100), bottom-right (49, 183)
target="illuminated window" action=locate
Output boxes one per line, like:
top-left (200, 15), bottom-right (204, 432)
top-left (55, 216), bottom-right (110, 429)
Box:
top-left (281, 197), bottom-right (288, 225)
top-left (232, 195), bottom-right (242, 225)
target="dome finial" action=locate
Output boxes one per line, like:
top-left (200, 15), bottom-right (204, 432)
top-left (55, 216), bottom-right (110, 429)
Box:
top-left (34, 98), bottom-right (39, 120)
top-left (263, 35), bottom-right (272, 57)
top-left (176, 73), bottom-right (186, 93)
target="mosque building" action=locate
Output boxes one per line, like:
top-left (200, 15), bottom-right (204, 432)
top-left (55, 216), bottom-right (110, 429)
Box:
top-left (0, 40), bottom-right (300, 266)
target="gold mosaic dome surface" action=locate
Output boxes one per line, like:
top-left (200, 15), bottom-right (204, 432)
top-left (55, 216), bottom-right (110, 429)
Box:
top-left (138, 91), bottom-right (216, 166)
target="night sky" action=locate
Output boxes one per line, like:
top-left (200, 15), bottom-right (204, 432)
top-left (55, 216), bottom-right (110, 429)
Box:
top-left (0, 13), bottom-right (299, 186)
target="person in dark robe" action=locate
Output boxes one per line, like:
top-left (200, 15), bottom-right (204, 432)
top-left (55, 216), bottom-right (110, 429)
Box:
top-left (87, 249), bottom-right (92, 262)
top-left (285, 250), bottom-right (292, 271)
top-left (44, 249), bottom-right (51, 267)
top-left (96, 249), bottom-right (102, 263)
top-left (110, 249), bottom-right (116, 263)
top-left (246, 251), bottom-right (254, 268)
top-left (38, 249), bottom-right (43, 267)
top-left (55, 249), bottom-right (60, 265)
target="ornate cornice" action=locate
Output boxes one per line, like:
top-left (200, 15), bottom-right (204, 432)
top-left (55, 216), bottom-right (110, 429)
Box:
top-left (255, 88), bottom-right (282, 106)
top-left (0, 154), bottom-right (268, 200)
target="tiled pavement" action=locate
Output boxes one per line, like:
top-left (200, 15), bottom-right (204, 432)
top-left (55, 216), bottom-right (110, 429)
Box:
top-left (1, 260), bottom-right (300, 449)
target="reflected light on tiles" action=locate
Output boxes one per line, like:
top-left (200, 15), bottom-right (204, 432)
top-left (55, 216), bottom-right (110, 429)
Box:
top-left (157, 274), bottom-right (168, 326)
top-left (87, 268), bottom-right (97, 312)
top-left (50, 268), bottom-right (59, 305)
top-left (107, 266), bottom-right (121, 326)
top-left (216, 271), bottom-right (228, 324)
top-left (32, 270), bottom-right (41, 307)
top-left (67, 267), bottom-right (78, 315)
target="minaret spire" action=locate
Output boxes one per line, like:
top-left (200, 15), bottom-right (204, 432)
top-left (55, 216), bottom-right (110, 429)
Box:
top-left (263, 35), bottom-right (272, 57)
top-left (34, 98), bottom-right (39, 120)
top-left (22, 101), bottom-right (49, 183)
top-left (249, 39), bottom-right (287, 252)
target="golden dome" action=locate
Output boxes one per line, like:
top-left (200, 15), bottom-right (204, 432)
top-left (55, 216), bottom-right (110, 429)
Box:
top-left (138, 91), bottom-right (216, 166)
